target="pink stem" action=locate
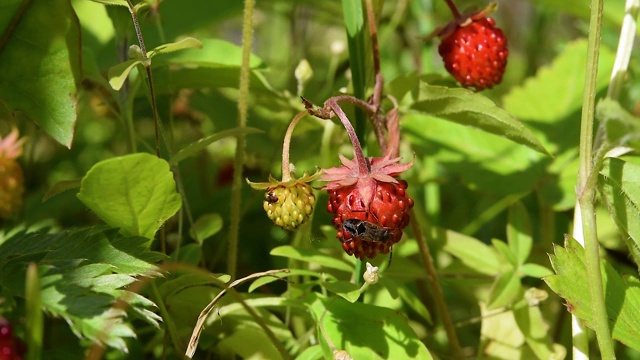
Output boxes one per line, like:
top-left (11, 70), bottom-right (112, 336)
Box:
top-left (326, 100), bottom-right (369, 175)
top-left (281, 110), bottom-right (308, 182)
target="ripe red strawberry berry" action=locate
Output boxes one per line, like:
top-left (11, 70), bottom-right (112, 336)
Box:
top-left (323, 154), bottom-right (414, 259)
top-left (0, 317), bottom-right (24, 360)
top-left (437, 10), bottom-right (508, 90)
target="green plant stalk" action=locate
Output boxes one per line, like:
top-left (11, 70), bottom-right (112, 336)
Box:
top-left (25, 263), bottom-right (42, 360)
top-left (575, 0), bottom-right (616, 357)
top-left (411, 209), bottom-right (463, 359)
top-left (227, 0), bottom-right (255, 280)
top-left (150, 281), bottom-right (184, 354)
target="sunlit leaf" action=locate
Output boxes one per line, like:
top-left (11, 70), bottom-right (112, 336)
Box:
top-left (507, 201), bottom-right (533, 265)
top-left (89, 0), bottom-right (128, 6)
top-left (487, 269), bottom-right (521, 310)
top-left (307, 294), bottom-right (432, 360)
top-left (147, 37), bottom-right (203, 58)
top-left (412, 85), bottom-right (549, 155)
top-left (403, 113), bottom-right (544, 195)
top-left (545, 236), bottom-right (640, 351)
top-left (440, 229), bottom-right (501, 275)
top-left (107, 59), bottom-right (143, 91)
top-left (77, 153), bottom-right (182, 240)
top-left (503, 39), bottom-right (614, 123)
top-left (0, 226), bottom-right (162, 351)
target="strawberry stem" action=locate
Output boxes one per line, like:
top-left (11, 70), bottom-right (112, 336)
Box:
top-left (326, 99), bottom-right (370, 175)
top-left (444, 0), bottom-right (462, 19)
top-left (281, 110), bottom-right (308, 182)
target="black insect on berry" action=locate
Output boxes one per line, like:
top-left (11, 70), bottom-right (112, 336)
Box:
top-left (342, 219), bottom-right (391, 243)
top-left (265, 190), bottom-right (278, 204)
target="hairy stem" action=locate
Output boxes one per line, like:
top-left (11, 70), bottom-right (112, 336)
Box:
top-left (227, 0), bottom-right (255, 280)
top-left (574, 0), bottom-right (616, 357)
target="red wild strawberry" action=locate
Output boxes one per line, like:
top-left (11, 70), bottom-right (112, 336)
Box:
top-left (322, 154), bottom-right (414, 259)
top-left (437, 5), bottom-right (508, 90)
top-left (0, 317), bottom-right (24, 360)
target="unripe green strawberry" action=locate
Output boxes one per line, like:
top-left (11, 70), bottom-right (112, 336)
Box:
top-left (0, 128), bottom-right (25, 219)
top-left (263, 181), bottom-right (316, 231)
top-left (248, 170), bottom-right (321, 231)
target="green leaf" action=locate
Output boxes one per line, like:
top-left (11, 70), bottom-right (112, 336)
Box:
top-left (520, 263), bottom-right (554, 278)
top-left (171, 244), bottom-right (202, 266)
top-left (152, 38), bottom-right (264, 68)
top-left (270, 246), bottom-right (354, 272)
top-left (148, 38), bottom-right (274, 94)
top-left (599, 157), bottom-right (640, 268)
top-left (397, 286), bottom-right (432, 325)
top-left (503, 39), bottom-right (614, 123)
top-left (189, 213), bottom-right (223, 244)
top-left (507, 201), bottom-right (533, 265)
top-left (321, 280), bottom-right (361, 302)
top-left (0, 0), bottom-right (82, 147)
top-left (307, 294), bottom-right (432, 360)
top-left (77, 153), bottom-right (182, 240)
top-left (0, 227), bottom-right (162, 351)
top-left (89, 0), bottom-right (128, 6)
top-left (487, 269), bottom-right (522, 310)
top-left (411, 85), bottom-right (549, 156)
top-left (158, 273), bottom-right (226, 300)
top-left (402, 113), bottom-right (544, 195)
top-left (545, 236), bottom-right (640, 351)
top-left (596, 98), bottom-right (640, 150)
top-left (42, 178), bottom-right (82, 202)
top-left (492, 239), bottom-right (518, 268)
top-left (170, 127), bottom-right (263, 165)
top-left (107, 59), bottom-right (143, 91)
top-left (296, 345), bottom-right (324, 360)
top-left (512, 298), bottom-right (560, 360)
top-left (440, 229), bottom-right (501, 275)
top-left (147, 37), bottom-right (203, 58)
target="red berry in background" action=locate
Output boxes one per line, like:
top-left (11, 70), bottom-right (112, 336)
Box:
top-left (0, 317), bottom-right (23, 360)
top-left (323, 154), bottom-right (414, 259)
top-left (437, 9), bottom-right (508, 90)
